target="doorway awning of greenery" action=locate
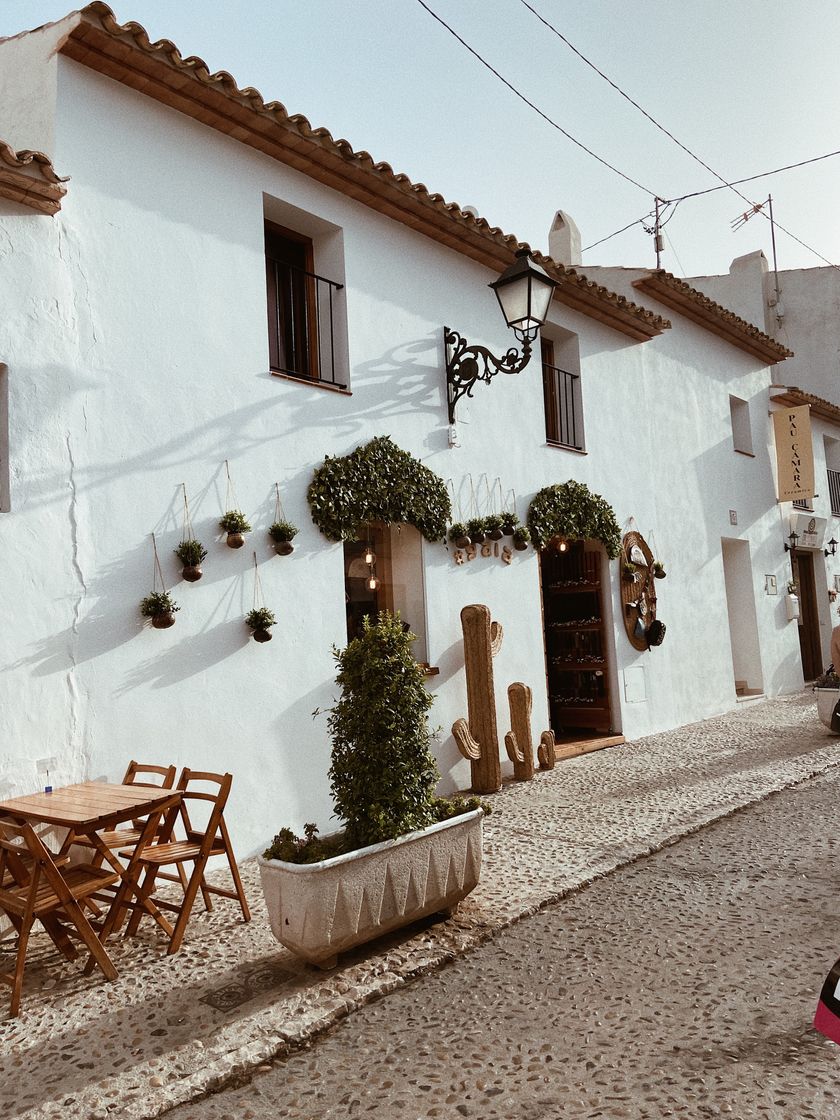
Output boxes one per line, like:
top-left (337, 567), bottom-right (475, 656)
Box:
top-left (308, 435), bottom-right (451, 543)
top-left (527, 480), bottom-right (621, 557)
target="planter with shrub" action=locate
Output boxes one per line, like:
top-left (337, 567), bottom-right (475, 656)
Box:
top-left (246, 606), bottom-right (276, 643)
top-left (448, 522), bottom-right (471, 549)
top-left (513, 525), bottom-right (531, 551)
top-left (258, 611), bottom-right (486, 967)
top-left (140, 590), bottom-right (180, 630)
top-left (175, 538), bottom-right (207, 582)
top-left (219, 510), bottom-right (251, 549)
top-left (269, 519), bottom-right (298, 556)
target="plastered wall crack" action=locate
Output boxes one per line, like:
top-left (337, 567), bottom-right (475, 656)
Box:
top-left (66, 429), bottom-right (88, 775)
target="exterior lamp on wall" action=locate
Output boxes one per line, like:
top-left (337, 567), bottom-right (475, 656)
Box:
top-left (444, 247), bottom-right (558, 431)
top-left (826, 538), bottom-right (838, 557)
top-left (784, 530), bottom-right (800, 553)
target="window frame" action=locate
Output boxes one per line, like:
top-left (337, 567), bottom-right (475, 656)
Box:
top-left (541, 337), bottom-right (584, 452)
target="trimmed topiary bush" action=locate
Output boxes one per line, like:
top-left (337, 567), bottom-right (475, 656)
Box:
top-left (307, 435), bottom-right (451, 543)
top-left (527, 480), bottom-right (621, 557)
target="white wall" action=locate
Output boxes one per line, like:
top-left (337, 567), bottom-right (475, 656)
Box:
top-left (0, 56), bottom-right (807, 855)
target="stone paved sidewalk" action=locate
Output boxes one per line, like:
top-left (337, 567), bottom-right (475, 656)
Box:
top-left (2, 691), bottom-right (839, 1120)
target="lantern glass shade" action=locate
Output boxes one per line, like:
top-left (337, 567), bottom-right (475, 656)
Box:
top-left (489, 249), bottom-right (557, 342)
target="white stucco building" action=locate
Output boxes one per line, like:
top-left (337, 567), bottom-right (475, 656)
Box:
top-left (0, 5), bottom-right (810, 855)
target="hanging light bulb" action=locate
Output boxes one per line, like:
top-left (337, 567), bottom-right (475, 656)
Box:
top-left (558, 538), bottom-right (568, 552)
top-left (364, 545), bottom-right (376, 566)
top-left (368, 574), bottom-right (379, 591)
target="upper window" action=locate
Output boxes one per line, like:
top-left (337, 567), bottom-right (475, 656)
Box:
top-left (265, 220), bottom-right (345, 389)
top-left (825, 436), bottom-right (840, 516)
top-left (729, 395), bottom-right (754, 455)
top-left (542, 336), bottom-right (583, 451)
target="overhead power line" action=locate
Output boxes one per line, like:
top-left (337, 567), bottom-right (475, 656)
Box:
top-left (414, 0), bottom-right (656, 196)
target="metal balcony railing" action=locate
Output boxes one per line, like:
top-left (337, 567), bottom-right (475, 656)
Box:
top-left (828, 468), bottom-right (840, 516)
top-left (542, 362), bottom-right (583, 450)
top-left (267, 260), bottom-right (344, 388)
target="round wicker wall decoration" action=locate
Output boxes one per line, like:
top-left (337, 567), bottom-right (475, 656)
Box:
top-left (620, 530), bottom-right (657, 652)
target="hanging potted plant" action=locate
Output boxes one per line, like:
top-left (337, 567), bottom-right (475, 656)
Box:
top-left (466, 517), bottom-right (487, 545)
top-left (485, 513), bottom-right (504, 541)
top-left (258, 612), bottom-right (487, 968)
top-left (175, 539), bottom-right (207, 582)
top-left (269, 520), bottom-right (298, 556)
top-left (269, 482), bottom-right (297, 555)
top-left (220, 460), bottom-right (251, 547)
top-left (140, 590), bottom-right (179, 629)
top-left (652, 560), bottom-right (667, 579)
top-left (246, 553), bottom-right (275, 642)
top-left (140, 533), bottom-right (180, 628)
top-left (246, 606), bottom-right (276, 643)
top-left (623, 561), bottom-right (638, 582)
top-left (219, 509), bottom-right (251, 549)
top-left (513, 525), bottom-right (531, 552)
top-left (174, 485), bottom-right (207, 580)
top-left (502, 512), bottom-right (519, 536)
top-left (448, 522), bottom-right (471, 549)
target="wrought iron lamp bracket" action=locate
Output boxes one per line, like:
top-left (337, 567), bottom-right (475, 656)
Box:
top-left (444, 326), bottom-right (532, 425)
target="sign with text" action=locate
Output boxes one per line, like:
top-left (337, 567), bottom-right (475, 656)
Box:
top-left (773, 405), bottom-right (814, 501)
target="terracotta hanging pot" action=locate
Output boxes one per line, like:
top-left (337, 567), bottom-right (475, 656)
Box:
top-left (152, 612), bottom-right (176, 630)
top-left (514, 539), bottom-right (529, 552)
top-left (274, 541), bottom-right (294, 556)
top-left (182, 564), bottom-right (203, 582)
top-left (488, 528), bottom-right (504, 541)
top-left (227, 531), bottom-right (245, 549)
top-left (253, 628), bottom-right (273, 643)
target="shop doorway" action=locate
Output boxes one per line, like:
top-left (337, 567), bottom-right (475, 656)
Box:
top-left (721, 538), bottom-right (763, 697)
top-left (539, 541), bottom-right (617, 748)
top-left (791, 551), bottom-right (822, 681)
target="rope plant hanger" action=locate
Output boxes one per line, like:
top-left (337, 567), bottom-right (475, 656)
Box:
top-left (219, 460), bottom-right (251, 548)
top-left (245, 551), bottom-right (276, 643)
top-left (139, 532), bottom-right (180, 629)
top-left (174, 484), bottom-right (207, 581)
top-left (269, 482), bottom-right (298, 556)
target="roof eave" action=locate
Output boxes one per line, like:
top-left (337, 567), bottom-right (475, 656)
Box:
top-left (57, 3), bottom-right (666, 341)
top-left (0, 141), bottom-right (67, 214)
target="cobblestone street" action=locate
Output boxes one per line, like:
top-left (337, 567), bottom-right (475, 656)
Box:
top-left (166, 765), bottom-right (840, 1120)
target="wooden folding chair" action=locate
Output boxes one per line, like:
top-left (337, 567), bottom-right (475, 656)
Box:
top-left (0, 819), bottom-right (120, 1017)
top-left (124, 769), bottom-right (250, 954)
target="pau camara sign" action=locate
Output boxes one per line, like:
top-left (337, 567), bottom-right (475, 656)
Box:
top-left (773, 405), bottom-right (815, 502)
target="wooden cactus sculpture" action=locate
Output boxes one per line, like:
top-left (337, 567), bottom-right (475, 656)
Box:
top-left (452, 604), bottom-right (503, 794)
top-left (537, 729), bottom-right (556, 771)
top-left (504, 682), bottom-right (536, 782)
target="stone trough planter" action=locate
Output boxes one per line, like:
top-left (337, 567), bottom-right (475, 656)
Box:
top-left (258, 808), bottom-right (483, 967)
top-left (816, 687), bottom-right (840, 732)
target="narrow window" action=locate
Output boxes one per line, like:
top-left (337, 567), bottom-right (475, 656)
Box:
top-left (825, 436), bottom-right (840, 516)
top-left (343, 524), bottom-right (428, 663)
top-left (729, 395), bottom-right (754, 455)
top-left (265, 221), bottom-right (345, 388)
top-left (542, 337), bottom-right (583, 450)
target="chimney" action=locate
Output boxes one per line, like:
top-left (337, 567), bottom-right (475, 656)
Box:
top-left (548, 210), bottom-right (582, 266)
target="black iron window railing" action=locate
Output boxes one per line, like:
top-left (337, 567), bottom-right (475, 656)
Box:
top-left (543, 361), bottom-right (583, 450)
top-left (267, 259), bottom-right (344, 388)
top-left (828, 468), bottom-right (840, 516)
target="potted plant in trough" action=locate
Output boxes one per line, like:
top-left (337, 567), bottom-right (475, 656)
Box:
top-left (814, 667), bottom-right (840, 732)
top-left (140, 590), bottom-right (179, 629)
top-left (220, 509), bottom-right (251, 549)
top-left (466, 517), bottom-right (487, 545)
top-left (246, 606), bottom-right (276, 643)
top-left (269, 519), bottom-right (298, 556)
top-left (448, 522), bottom-right (471, 549)
top-left (258, 612), bottom-right (487, 968)
top-left (175, 538), bottom-right (207, 582)
top-left (513, 525), bottom-right (531, 552)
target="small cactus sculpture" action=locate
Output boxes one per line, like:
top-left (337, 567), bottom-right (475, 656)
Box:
top-left (504, 682), bottom-right (536, 782)
top-left (452, 604), bottom-right (503, 794)
top-left (537, 730), bottom-right (557, 771)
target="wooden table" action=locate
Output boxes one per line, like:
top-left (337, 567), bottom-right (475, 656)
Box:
top-left (0, 782), bottom-right (181, 973)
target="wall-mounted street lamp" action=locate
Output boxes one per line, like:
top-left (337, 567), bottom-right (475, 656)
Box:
top-left (784, 530), bottom-right (800, 553)
top-left (826, 537), bottom-right (838, 557)
top-left (445, 248), bottom-right (558, 429)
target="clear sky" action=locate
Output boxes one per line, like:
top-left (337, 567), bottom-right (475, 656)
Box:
top-left (2, 0), bottom-right (839, 278)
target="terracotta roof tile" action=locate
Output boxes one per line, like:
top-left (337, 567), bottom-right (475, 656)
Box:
top-left (633, 269), bottom-right (791, 364)
top-left (0, 140), bottom-right (68, 214)
top-left (771, 386), bottom-right (840, 424)
top-left (55, 2), bottom-right (669, 341)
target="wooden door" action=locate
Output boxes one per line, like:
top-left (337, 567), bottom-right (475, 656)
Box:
top-left (793, 552), bottom-right (822, 680)
top-left (540, 541), bottom-right (613, 739)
